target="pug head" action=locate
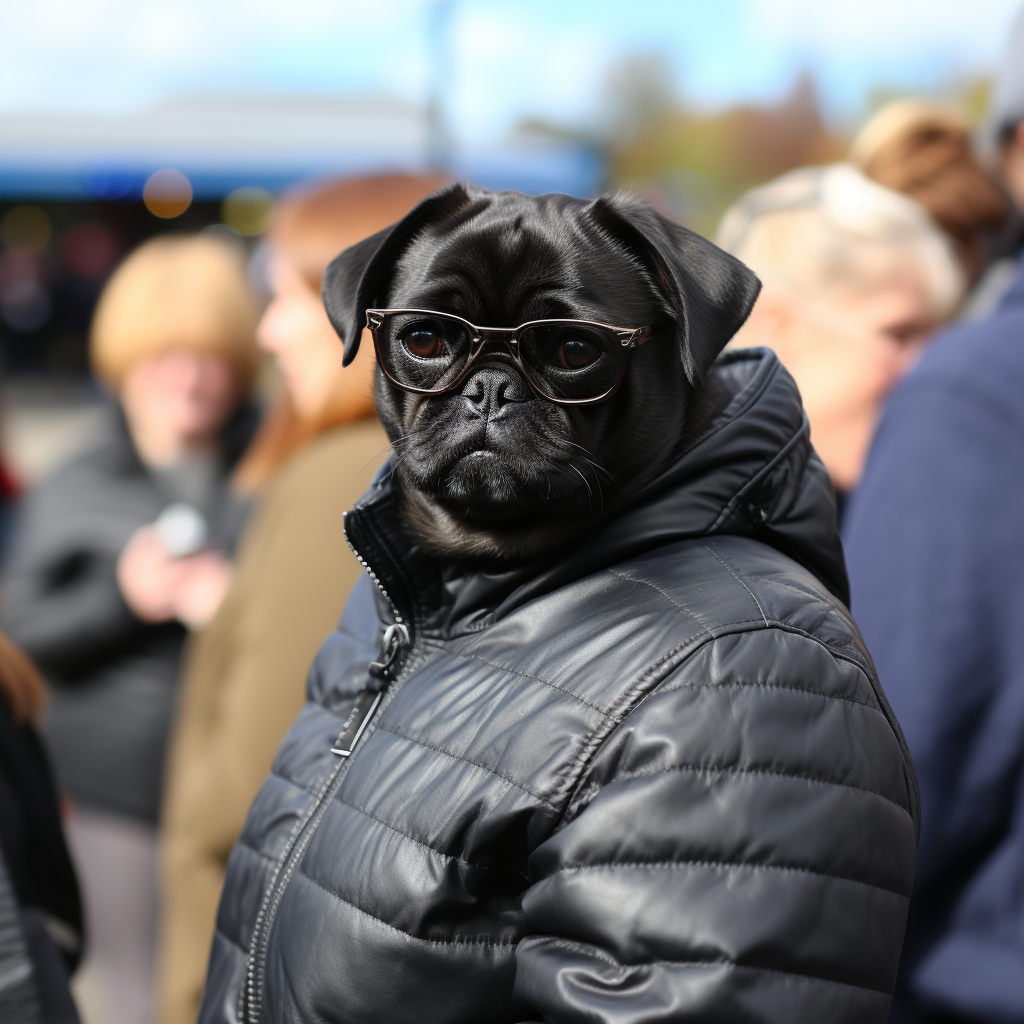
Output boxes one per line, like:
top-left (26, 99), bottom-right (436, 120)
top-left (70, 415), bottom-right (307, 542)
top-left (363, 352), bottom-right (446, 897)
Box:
top-left (323, 184), bottom-right (760, 559)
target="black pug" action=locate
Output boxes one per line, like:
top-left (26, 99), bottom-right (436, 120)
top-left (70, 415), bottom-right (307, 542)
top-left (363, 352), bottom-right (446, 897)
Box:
top-left (322, 183), bottom-right (760, 559)
top-left (200, 182), bottom-right (918, 1024)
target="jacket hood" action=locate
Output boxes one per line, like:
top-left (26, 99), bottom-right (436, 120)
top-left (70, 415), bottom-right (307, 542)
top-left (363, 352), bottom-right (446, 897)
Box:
top-left (344, 347), bottom-right (848, 638)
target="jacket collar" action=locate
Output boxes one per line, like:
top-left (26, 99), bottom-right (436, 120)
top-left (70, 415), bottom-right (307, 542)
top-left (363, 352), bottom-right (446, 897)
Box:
top-left (344, 348), bottom-right (848, 639)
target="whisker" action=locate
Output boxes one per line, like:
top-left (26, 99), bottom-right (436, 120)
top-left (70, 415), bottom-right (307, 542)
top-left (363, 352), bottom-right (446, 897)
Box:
top-left (588, 461), bottom-right (605, 509)
top-left (358, 435), bottom-right (413, 474)
top-left (563, 440), bottom-right (618, 484)
top-left (569, 463), bottom-right (595, 513)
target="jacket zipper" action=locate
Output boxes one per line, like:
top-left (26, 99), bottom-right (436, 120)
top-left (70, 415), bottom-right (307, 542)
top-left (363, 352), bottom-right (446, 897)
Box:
top-left (242, 515), bottom-right (414, 1023)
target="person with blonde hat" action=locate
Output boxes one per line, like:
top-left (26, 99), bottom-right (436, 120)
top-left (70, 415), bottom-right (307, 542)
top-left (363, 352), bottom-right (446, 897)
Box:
top-left (1, 233), bottom-right (260, 1024)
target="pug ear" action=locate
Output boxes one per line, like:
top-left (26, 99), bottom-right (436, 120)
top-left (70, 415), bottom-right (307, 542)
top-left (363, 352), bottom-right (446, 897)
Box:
top-left (587, 193), bottom-right (761, 387)
top-left (322, 182), bottom-right (476, 366)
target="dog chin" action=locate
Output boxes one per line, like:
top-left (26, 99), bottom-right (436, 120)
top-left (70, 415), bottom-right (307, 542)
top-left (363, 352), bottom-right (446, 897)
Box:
top-left (427, 448), bottom-right (588, 520)
top-left (437, 451), bottom-right (520, 519)
top-left (397, 451), bottom-right (594, 559)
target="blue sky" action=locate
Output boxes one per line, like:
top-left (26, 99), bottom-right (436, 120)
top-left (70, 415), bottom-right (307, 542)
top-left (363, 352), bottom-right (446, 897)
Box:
top-left (1, 0), bottom-right (1020, 144)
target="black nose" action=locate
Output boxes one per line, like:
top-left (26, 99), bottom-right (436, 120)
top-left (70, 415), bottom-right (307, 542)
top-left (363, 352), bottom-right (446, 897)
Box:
top-left (460, 365), bottom-right (531, 416)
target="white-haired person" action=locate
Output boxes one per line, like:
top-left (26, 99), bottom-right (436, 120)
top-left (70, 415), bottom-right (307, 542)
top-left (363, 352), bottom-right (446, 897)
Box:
top-left (717, 164), bottom-right (965, 514)
top-left (1, 234), bottom-right (260, 1024)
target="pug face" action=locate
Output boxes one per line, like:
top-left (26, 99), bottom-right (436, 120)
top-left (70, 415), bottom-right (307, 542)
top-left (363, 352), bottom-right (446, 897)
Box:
top-left (324, 187), bottom-right (760, 558)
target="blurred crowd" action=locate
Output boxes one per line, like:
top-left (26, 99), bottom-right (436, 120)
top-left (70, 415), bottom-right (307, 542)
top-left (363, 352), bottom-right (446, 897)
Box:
top-left (1, 7), bottom-right (1024, 1024)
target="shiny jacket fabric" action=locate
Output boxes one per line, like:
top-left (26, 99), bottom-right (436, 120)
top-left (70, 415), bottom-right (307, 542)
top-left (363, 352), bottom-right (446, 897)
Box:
top-left (201, 349), bottom-right (919, 1024)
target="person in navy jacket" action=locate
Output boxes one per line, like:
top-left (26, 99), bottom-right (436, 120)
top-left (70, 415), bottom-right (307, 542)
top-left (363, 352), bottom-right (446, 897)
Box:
top-left (843, 21), bottom-right (1024, 1014)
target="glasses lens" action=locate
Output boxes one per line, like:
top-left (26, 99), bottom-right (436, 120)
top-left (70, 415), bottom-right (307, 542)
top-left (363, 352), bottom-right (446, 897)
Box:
top-left (519, 323), bottom-right (623, 401)
top-left (376, 313), bottom-right (473, 392)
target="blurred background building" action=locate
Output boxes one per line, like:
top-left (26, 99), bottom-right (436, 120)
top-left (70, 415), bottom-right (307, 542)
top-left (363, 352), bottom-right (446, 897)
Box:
top-left (0, 0), bottom-right (1019, 483)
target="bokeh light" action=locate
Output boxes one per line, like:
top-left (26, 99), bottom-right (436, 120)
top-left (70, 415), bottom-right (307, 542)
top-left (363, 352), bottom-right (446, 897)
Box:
top-left (221, 187), bottom-right (275, 236)
top-left (87, 170), bottom-right (144, 205)
top-left (61, 223), bottom-right (120, 279)
top-left (143, 169), bottom-right (193, 219)
top-left (0, 206), bottom-right (53, 256)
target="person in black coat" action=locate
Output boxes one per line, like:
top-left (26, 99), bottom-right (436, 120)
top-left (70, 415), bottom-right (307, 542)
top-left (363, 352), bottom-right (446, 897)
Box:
top-left (1, 235), bottom-right (260, 1024)
top-left (0, 629), bottom-right (82, 1024)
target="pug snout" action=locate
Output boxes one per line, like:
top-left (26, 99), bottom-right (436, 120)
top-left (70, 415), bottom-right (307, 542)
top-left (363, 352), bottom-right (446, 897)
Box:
top-left (460, 366), bottom-right (531, 417)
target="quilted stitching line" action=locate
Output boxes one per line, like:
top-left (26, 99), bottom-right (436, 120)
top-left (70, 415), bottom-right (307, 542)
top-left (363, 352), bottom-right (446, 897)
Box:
top-left (706, 603), bottom-right (876, 684)
top-left (754, 574), bottom-right (876, 670)
top-left (447, 650), bottom-right (613, 717)
top-left (759, 573), bottom-right (833, 607)
top-left (699, 541), bottom-right (770, 626)
top-left (296, 866), bottom-right (518, 948)
top-left (332, 793), bottom-right (477, 871)
top-left (554, 617), bottom-right (766, 818)
top-left (634, 616), bottom-right (881, 699)
top-left (613, 761), bottom-right (911, 817)
top-left (632, 618), bottom-right (765, 685)
top-left (653, 673), bottom-right (881, 714)
top-left (244, 769), bottom-right (528, 885)
top-left (552, 858), bottom-right (910, 901)
top-left (329, 790), bottom-right (532, 888)
top-left (376, 724), bottom-right (560, 811)
top-left (606, 568), bottom-right (716, 642)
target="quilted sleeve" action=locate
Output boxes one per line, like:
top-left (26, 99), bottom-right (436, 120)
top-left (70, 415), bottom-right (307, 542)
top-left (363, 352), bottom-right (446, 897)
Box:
top-left (512, 627), bottom-right (918, 1024)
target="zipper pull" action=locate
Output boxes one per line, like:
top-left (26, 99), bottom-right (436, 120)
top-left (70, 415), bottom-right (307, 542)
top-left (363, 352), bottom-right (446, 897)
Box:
top-left (330, 624), bottom-right (410, 758)
top-left (330, 689), bottom-right (385, 757)
top-left (368, 623), bottom-right (410, 681)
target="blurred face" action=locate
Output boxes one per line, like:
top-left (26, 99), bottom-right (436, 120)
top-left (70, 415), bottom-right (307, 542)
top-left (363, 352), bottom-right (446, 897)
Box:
top-left (750, 270), bottom-right (937, 492)
top-left (1001, 124), bottom-right (1024, 210)
top-left (257, 255), bottom-right (346, 418)
top-left (121, 350), bottom-right (238, 463)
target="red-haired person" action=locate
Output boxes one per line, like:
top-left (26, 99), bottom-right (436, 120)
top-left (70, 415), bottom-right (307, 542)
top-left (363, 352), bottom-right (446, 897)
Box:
top-left (157, 174), bottom-right (443, 1024)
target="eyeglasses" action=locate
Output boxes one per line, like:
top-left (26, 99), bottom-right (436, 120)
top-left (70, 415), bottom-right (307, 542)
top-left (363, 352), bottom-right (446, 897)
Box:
top-left (365, 308), bottom-right (672, 406)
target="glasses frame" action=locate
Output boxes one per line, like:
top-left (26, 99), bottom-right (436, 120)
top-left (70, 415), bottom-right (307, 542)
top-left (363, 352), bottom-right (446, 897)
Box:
top-left (365, 308), bottom-right (672, 406)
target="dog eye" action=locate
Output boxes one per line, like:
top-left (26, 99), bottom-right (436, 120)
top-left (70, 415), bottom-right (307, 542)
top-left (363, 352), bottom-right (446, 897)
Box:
top-left (557, 338), bottom-right (600, 370)
top-left (402, 328), bottom-right (444, 360)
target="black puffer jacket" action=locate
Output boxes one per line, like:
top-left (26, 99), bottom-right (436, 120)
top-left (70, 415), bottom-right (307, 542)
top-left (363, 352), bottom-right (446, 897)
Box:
top-left (201, 350), bottom-right (919, 1024)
